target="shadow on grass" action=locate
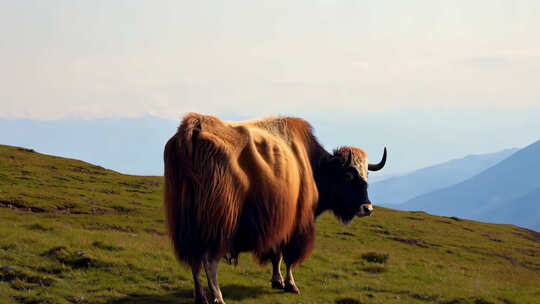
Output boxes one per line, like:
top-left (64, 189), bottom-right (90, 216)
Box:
top-left (336, 298), bottom-right (363, 304)
top-left (107, 284), bottom-right (271, 303)
top-left (106, 289), bottom-right (192, 304)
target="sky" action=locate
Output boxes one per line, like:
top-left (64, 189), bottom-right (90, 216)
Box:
top-left (1, 1), bottom-right (540, 176)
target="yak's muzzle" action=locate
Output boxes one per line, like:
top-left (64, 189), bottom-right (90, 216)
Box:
top-left (356, 203), bottom-right (373, 217)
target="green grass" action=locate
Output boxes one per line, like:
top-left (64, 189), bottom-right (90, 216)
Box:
top-left (0, 144), bottom-right (539, 304)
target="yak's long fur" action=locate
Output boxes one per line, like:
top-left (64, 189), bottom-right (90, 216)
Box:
top-left (164, 113), bottom-right (319, 267)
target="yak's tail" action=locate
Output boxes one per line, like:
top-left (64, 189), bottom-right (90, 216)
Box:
top-left (163, 116), bottom-right (203, 265)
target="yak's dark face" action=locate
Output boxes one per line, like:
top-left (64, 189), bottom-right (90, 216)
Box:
top-left (319, 147), bottom-right (386, 223)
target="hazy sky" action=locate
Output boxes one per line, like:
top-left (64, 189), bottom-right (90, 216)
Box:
top-left (1, 1), bottom-right (539, 119)
top-left (1, 1), bottom-right (540, 177)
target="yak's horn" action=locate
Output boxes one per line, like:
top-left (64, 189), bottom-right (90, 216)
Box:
top-left (368, 147), bottom-right (387, 171)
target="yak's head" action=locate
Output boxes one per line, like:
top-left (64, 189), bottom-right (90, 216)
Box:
top-left (318, 147), bottom-right (387, 223)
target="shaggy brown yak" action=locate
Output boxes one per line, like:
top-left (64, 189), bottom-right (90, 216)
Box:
top-left (164, 113), bottom-right (386, 304)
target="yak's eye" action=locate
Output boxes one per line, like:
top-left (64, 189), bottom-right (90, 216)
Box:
top-left (344, 171), bottom-right (354, 181)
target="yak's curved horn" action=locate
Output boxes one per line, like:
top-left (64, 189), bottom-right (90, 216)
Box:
top-left (368, 147), bottom-right (387, 171)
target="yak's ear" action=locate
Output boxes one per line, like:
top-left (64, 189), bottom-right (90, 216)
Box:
top-left (329, 149), bottom-right (351, 167)
top-left (344, 149), bottom-right (353, 167)
top-left (321, 153), bottom-right (343, 174)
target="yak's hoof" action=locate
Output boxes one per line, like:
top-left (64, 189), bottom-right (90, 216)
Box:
top-left (284, 281), bottom-right (300, 294)
top-left (271, 279), bottom-right (285, 289)
top-left (211, 298), bottom-right (226, 304)
top-left (194, 295), bottom-right (209, 304)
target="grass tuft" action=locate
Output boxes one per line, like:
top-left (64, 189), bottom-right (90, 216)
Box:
top-left (26, 224), bottom-right (54, 232)
top-left (41, 246), bottom-right (108, 269)
top-left (92, 241), bottom-right (123, 252)
top-left (1, 267), bottom-right (55, 290)
top-left (361, 266), bottom-right (386, 273)
top-left (360, 252), bottom-right (388, 264)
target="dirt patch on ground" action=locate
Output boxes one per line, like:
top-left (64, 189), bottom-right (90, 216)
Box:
top-left (70, 165), bottom-right (106, 175)
top-left (84, 223), bottom-right (136, 233)
top-left (118, 181), bottom-right (143, 188)
top-left (482, 234), bottom-right (503, 243)
top-left (336, 232), bottom-right (355, 237)
top-left (144, 228), bottom-right (166, 236)
top-left (391, 237), bottom-right (432, 248)
top-left (111, 205), bottom-right (136, 214)
top-left (372, 229), bottom-right (390, 235)
top-left (102, 189), bottom-right (119, 195)
top-left (512, 228), bottom-right (540, 243)
top-left (406, 216), bottom-right (425, 221)
top-left (525, 229), bottom-right (540, 243)
top-left (520, 260), bottom-right (540, 273)
top-left (53, 176), bottom-right (70, 182)
top-left (441, 298), bottom-right (496, 304)
top-left (369, 224), bottom-right (392, 235)
top-left (492, 252), bottom-right (518, 266)
top-left (515, 248), bottom-right (538, 257)
top-left (456, 244), bottom-right (539, 272)
top-left (0, 200), bottom-right (46, 213)
top-left (0, 199), bottom-right (118, 216)
top-left (140, 179), bottom-right (160, 187)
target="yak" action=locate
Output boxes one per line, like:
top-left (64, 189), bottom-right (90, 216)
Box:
top-left (164, 113), bottom-right (386, 304)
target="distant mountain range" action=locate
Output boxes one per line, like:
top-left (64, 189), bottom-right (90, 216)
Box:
top-left (0, 116), bottom-right (178, 175)
top-left (482, 187), bottom-right (540, 231)
top-left (371, 148), bottom-right (518, 205)
top-left (398, 140), bottom-right (540, 231)
top-left (4, 110), bottom-right (539, 179)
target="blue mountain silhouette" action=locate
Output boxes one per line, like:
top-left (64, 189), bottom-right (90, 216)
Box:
top-left (371, 148), bottom-right (517, 205)
top-left (400, 140), bottom-right (540, 231)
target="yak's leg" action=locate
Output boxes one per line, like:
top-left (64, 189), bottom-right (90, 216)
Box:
top-left (190, 261), bottom-right (208, 304)
top-left (203, 256), bottom-right (226, 304)
top-left (270, 251), bottom-right (285, 289)
top-left (284, 263), bottom-right (299, 294)
top-left (281, 223), bottom-right (315, 294)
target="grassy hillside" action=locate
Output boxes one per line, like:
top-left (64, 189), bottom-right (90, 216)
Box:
top-left (1, 144), bottom-right (539, 304)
